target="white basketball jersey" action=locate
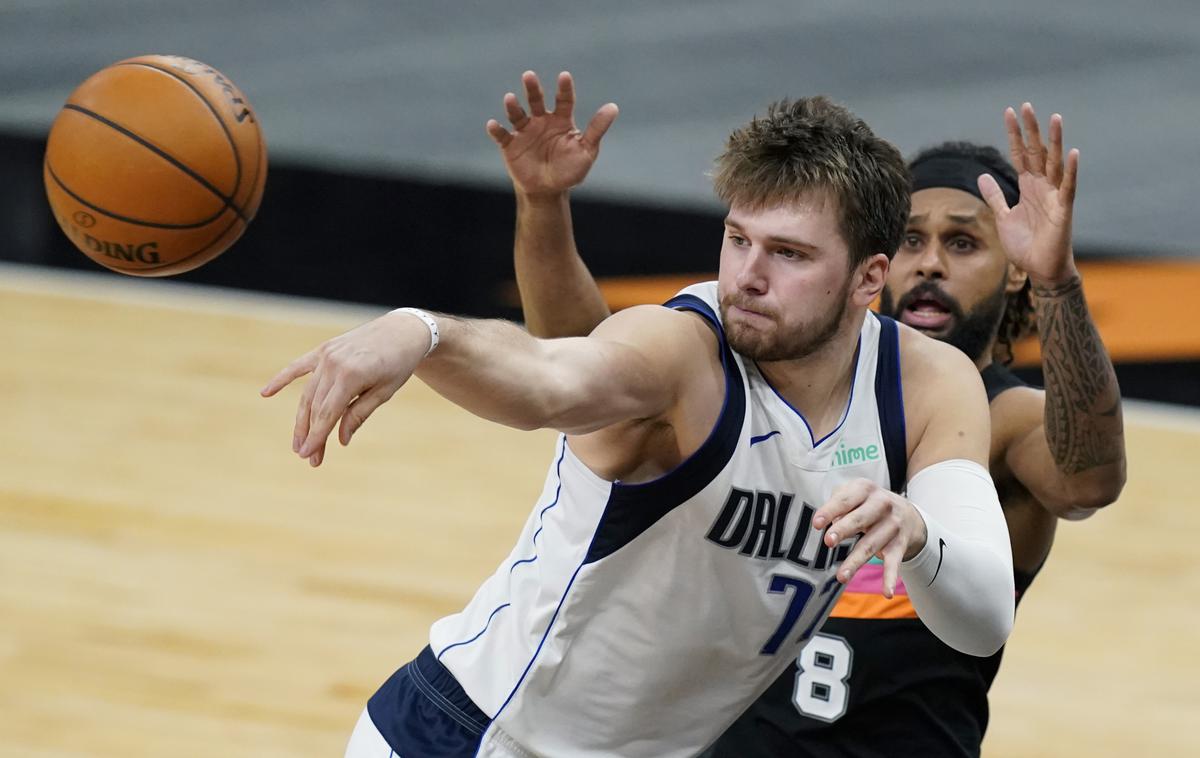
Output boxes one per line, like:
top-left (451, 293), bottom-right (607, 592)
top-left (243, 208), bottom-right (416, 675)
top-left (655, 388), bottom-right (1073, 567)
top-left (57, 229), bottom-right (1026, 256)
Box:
top-left (429, 282), bottom-right (906, 757)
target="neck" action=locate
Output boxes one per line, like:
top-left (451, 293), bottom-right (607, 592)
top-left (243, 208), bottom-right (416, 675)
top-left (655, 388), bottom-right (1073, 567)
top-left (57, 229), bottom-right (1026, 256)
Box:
top-left (757, 309), bottom-right (865, 441)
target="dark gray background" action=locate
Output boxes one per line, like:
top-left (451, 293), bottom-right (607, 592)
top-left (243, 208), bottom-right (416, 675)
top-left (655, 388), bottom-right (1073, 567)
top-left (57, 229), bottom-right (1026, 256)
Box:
top-left (3, 0), bottom-right (1197, 255)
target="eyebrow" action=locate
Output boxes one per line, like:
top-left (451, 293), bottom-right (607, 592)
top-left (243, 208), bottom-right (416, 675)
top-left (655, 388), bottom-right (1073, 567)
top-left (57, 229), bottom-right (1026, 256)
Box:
top-left (907, 212), bottom-right (983, 228)
top-left (724, 216), bottom-right (821, 252)
top-left (947, 214), bottom-right (982, 227)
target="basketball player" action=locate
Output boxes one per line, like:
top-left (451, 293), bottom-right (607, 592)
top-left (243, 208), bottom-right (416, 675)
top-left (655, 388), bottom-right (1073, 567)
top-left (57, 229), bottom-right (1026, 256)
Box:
top-left (490, 72), bottom-right (1126, 756)
top-left (264, 94), bottom-right (1016, 758)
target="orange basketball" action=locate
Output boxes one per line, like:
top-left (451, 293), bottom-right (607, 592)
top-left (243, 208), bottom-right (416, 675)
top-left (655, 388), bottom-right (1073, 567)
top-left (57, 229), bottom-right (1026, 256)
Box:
top-left (44, 55), bottom-right (267, 276)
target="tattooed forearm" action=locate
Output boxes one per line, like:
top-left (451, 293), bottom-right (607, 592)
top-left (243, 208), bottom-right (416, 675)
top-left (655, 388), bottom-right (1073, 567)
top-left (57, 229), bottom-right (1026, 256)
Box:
top-left (1033, 276), bottom-right (1125, 475)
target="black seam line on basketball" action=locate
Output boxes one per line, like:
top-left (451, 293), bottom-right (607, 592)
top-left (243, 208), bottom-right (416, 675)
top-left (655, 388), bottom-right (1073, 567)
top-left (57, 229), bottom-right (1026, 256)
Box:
top-left (61, 104), bottom-right (248, 224)
top-left (129, 214), bottom-right (244, 272)
top-left (45, 159), bottom-right (229, 230)
top-left (97, 211), bottom-right (241, 274)
top-left (244, 110), bottom-right (265, 221)
top-left (234, 106), bottom-right (265, 222)
top-left (116, 61), bottom-right (243, 200)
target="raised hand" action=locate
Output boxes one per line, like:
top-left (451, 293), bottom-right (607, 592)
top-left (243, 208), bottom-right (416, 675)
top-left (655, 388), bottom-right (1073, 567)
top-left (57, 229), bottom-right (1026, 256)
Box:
top-left (486, 71), bottom-right (619, 197)
top-left (978, 103), bottom-right (1080, 286)
top-left (260, 311), bottom-right (432, 467)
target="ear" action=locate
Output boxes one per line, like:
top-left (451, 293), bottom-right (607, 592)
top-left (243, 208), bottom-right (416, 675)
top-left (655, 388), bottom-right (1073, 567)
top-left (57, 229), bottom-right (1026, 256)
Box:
top-left (1005, 261), bottom-right (1028, 294)
top-left (852, 253), bottom-right (889, 307)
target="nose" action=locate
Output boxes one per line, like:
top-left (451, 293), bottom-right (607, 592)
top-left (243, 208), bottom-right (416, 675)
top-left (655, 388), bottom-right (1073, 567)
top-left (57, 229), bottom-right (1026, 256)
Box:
top-left (914, 239), bottom-right (948, 280)
top-left (735, 245), bottom-right (769, 294)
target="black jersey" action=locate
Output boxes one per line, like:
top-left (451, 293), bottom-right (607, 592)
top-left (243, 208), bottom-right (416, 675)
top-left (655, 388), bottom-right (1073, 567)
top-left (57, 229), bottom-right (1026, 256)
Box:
top-left (704, 363), bottom-right (1035, 758)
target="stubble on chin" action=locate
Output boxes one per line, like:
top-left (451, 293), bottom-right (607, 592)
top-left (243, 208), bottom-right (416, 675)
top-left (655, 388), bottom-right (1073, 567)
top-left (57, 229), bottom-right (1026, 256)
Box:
top-left (726, 322), bottom-right (770, 360)
top-left (721, 301), bottom-right (776, 360)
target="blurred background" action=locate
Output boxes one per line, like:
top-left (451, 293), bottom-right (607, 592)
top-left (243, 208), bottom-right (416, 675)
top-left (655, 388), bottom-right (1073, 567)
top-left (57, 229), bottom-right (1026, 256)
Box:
top-left (0, 0), bottom-right (1195, 753)
top-left (4, 0), bottom-right (1200, 401)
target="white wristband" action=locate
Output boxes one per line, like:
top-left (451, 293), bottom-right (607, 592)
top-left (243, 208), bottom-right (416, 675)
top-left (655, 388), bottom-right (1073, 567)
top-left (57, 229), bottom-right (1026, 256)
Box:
top-left (391, 307), bottom-right (440, 358)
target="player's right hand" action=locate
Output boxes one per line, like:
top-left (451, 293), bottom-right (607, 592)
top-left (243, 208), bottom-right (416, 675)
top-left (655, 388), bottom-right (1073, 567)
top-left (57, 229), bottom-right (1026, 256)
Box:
top-left (486, 71), bottom-right (618, 197)
top-left (260, 311), bottom-right (431, 467)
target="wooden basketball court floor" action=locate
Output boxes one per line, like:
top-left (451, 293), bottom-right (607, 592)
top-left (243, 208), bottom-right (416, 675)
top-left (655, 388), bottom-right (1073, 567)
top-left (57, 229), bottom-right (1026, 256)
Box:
top-left (1, 263), bottom-right (1196, 757)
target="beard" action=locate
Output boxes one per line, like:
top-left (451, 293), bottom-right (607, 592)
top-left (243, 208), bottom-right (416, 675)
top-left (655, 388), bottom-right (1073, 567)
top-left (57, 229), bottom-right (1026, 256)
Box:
top-left (879, 277), bottom-right (1007, 363)
top-left (720, 285), bottom-right (852, 362)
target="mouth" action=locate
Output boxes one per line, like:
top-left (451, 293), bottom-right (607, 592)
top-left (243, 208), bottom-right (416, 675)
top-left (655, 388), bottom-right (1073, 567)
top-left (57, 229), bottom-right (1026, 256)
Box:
top-left (730, 304), bottom-right (773, 325)
top-left (899, 296), bottom-right (953, 331)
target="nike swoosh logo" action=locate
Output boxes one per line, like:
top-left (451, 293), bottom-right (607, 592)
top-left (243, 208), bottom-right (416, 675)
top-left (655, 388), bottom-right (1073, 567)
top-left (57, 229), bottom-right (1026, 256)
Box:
top-left (927, 538), bottom-right (947, 587)
top-left (750, 430), bottom-right (782, 447)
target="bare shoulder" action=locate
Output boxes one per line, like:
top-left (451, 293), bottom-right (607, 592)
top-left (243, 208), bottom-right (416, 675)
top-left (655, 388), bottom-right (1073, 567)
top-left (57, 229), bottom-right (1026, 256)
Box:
top-left (896, 322), bottom-right (984, 398)
top-left (895, 322), bottom-right (990, 468)
top-left (989, 385), bottom-right (1046, 451)
top-left (589, 303), bottom-right (725, 413)
top-left (591, 304), bottom-right (718, 357)
top-left (569, 303), bottom-right (726, 482)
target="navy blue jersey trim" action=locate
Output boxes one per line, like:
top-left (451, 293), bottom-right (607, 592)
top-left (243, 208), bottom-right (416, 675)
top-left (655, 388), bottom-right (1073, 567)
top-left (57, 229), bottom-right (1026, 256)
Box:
top-left (874, 315), bottom-right (907, 493)
top-left (581, 295), bottom-right (746, 565)
top-left (664, 294), bottom-right (721, 333)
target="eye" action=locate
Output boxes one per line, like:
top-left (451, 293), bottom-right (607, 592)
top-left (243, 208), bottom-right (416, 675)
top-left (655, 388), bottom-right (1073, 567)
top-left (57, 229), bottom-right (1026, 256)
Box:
top-left (900, 233), bottom-right (923, 251)
top-left (775, 248), bottom-right (802, 260)
top-left (947, 235), bottom-right (978, 252)
top-left (728, 234), bottom-right (749, 247)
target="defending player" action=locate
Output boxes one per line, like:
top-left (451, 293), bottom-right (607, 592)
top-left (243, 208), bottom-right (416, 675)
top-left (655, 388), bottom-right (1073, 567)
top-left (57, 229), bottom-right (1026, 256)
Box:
top-left (264, 95), bottom-right (1015, 757)
top-left (490, 72), bottom-right (1125, 756)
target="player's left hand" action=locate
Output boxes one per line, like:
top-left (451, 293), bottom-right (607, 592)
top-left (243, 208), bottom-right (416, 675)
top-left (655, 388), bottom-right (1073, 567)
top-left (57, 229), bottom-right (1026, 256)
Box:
top-left (978, 103), bottom-right (1080, 287)
top-left (812, 479), bottom-right (928, 598)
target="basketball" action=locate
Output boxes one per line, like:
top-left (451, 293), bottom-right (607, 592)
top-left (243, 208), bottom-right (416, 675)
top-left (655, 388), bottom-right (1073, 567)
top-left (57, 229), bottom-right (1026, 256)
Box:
top-left (43, 55), bottom-right (267, 277)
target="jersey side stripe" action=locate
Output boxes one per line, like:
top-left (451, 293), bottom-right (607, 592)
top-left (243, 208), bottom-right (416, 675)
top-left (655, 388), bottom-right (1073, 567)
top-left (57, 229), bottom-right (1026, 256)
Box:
top-left (437, 603), bottom-right (512, 661)
top-left (440, 440), bottom-right (568, 661)
top-left (509, 440), bottom-right (568, 573)
top-left (479, 553), bottom-right (594, 754)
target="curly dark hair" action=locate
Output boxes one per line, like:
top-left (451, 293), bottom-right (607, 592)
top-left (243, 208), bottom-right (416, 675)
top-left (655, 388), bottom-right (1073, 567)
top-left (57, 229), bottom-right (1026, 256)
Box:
top-left (713, 97), bottom-right (912, 270)
top-left (908, 141), bottom-right (1035, 365)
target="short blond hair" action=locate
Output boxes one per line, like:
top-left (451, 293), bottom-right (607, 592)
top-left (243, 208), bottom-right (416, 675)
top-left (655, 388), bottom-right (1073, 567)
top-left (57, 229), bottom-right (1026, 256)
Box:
top-left (713, 96), bottom-right (910, 268)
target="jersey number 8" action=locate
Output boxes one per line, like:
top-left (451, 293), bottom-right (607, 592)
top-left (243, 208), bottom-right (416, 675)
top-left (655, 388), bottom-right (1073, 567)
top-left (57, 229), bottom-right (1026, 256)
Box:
top-left (792, 633), bottom-right (854, 722)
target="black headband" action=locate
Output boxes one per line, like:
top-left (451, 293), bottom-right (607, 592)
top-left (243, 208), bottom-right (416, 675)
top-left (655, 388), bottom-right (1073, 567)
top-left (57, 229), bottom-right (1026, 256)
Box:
top-left (910, 156), bottom-right (1020, 210)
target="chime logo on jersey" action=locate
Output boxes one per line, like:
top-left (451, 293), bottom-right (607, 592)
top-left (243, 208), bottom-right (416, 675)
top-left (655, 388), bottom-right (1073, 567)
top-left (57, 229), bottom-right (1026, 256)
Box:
top-left (705, 487), bottom-right (851, 570)
top-left (831, 440), bottom-right (881, 468)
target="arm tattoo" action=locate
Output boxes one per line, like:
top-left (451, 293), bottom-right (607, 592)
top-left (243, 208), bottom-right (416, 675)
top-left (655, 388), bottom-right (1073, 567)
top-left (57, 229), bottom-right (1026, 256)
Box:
top-left (1033, 276), bottom-right (1125, 474)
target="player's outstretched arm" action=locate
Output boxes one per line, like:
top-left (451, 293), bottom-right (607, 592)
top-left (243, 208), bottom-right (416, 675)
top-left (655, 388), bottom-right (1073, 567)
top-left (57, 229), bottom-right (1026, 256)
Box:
top-left (261, 305), bottom-right (698, 467)
top-left (980, 104), bottom-right (1126, 517)
top-left (487, 71), bottom-right (617, 337)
